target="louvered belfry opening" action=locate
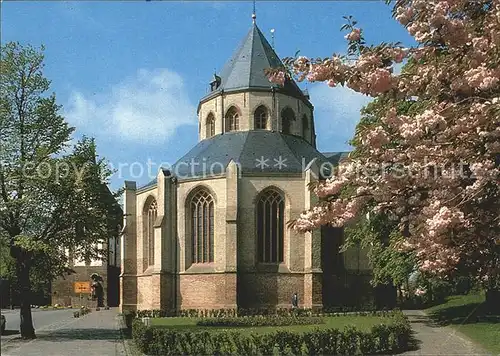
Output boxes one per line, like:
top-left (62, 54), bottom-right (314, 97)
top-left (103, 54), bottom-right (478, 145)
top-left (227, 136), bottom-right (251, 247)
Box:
top-left (254, 105), bottom-right (268, 130)
top-left (191, 189), bottom-right (215, 263)
top-left (225, 106), bottom-right (240, 132)
top-left (281, 108), bottom-right (295, 134)
top-left (206, 113), bottom-right (215, 137)
top-left (257, 189), bottom-right (285, 263)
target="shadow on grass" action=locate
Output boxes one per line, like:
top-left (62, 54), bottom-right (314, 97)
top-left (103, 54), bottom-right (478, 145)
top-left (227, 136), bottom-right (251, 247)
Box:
top-left (428, 302), bottom-right (500, 326)
top-left (32, 328), bottom-right (123, 342)
top-left (1, 329), bottom-right (20, 336)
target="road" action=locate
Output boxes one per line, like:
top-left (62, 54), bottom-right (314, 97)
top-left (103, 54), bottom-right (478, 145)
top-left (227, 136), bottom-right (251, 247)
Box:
top-left (1, 308), bottom-right (74, 345)
top-left (1, 308), bottom-right (126, 356)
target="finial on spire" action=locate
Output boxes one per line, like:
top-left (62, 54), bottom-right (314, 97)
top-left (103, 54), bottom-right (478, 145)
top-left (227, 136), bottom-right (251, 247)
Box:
top-left (252, 0), bottom-right (256, 23)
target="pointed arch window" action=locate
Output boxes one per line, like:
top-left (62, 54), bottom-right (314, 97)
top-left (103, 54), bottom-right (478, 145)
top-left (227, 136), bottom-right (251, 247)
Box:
top-left (206, 113), bottom-right (215, 137)
top-left (145, 198), bottom-right (158, 266)
top-left (225, 107), bottom-right (240, 132)
top-left (254, 105), bottom-right (268, 130)
top-left (257, 188), bottom-right (285, 263)
top-left (281, 108), bottom-right (295, 135)
top-left (302, 115), bottom-right (310, 140)
top-left (191, 189), bottom-right (215, 263)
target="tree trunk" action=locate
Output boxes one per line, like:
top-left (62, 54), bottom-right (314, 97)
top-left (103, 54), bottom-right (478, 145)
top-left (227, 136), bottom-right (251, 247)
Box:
top-left (485, 288), bottom-right (500, 313)
top-left (18, 262), bottom-right (36, 339)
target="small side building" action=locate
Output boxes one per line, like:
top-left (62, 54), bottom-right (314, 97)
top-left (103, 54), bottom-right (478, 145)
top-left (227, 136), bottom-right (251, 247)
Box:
top-left (51, 188), bottom-right (123, 308)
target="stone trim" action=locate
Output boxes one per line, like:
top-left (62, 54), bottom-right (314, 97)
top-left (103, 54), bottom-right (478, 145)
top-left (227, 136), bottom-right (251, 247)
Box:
top-left (176, 174), bottom-right (226, 183)
top-left (136, 184), bottom-right (157, 194)
top-left (241, 172), bottom-right (303, 178)
top-left (181, 268), bottom-right (237, 275)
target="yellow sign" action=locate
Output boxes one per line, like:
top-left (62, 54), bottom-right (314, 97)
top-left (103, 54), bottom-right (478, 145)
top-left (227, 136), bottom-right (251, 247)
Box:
top-left (74, 281), bottom-right (91, 294)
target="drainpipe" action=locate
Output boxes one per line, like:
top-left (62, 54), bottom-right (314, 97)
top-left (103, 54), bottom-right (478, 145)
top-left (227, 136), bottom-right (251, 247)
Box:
top-left (272, 87), bottom-right (276, 131)
top-left (172, 176), bottom-right (179, 312)
top-left (221, 90), bottom-right (225, 133)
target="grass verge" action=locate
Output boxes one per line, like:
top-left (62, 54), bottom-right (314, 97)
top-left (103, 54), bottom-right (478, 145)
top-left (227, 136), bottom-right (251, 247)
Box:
top-left (425, 293), bottom-right (500, 354)
top-left (151, 315), bottom-right (388, 334)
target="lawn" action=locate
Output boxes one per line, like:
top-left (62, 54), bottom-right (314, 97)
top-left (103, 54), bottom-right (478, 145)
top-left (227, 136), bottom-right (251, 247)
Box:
top-left (425, 293), bottom-right (500, 354)
top-left (151, 315), bottom-right (389, 334)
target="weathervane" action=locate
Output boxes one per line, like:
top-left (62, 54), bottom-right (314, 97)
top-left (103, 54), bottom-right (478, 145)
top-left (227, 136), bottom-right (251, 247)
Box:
top-left (271, 28), bottom-right (275, 49)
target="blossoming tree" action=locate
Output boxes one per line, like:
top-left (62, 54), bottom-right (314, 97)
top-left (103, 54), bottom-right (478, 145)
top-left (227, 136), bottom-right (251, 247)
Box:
top-left (269, 0), bottom-right (500, 302)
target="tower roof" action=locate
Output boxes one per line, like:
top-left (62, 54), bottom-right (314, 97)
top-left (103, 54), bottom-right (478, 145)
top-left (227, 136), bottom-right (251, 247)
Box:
top-left (201, 24), bottom-right (309, 103)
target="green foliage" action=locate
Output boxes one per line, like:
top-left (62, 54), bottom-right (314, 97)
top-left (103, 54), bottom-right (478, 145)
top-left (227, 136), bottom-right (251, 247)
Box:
top-left (0, 42), bottom-right (121, 336)
top-left (196, 316), bottom-right (324, 328)
top-left (344, 211), bottom-right (416, 290)
top-left (130, 307), bottom-right (396, 320)
top-left (132, 313), bottom-right (411, 355)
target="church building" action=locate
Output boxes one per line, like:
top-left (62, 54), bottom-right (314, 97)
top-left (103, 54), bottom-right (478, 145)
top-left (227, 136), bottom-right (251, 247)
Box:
top-left (120, 19), bottom-right (372, 312)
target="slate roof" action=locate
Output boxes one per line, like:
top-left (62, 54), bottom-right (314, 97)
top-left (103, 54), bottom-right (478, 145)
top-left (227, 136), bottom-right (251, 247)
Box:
top-left (322, 152), bottom-right (350, 165)
top-left (138, 131), bottom-right (338, 189)
top-left (201, 24), bottom-right (309, 103)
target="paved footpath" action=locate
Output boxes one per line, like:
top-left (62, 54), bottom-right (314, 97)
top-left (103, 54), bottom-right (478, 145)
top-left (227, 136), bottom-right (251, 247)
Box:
top-left (1, 308), bottom-right (126, 356)
top-left (402, 310), bottom-right (493, 355)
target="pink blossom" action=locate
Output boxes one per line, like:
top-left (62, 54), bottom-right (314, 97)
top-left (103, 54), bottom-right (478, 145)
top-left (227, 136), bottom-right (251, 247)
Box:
top-left (268, 71), bottom-right (285, 86)
top-left (414, 287), bottom-right (426, 296)
top-left (279, 0), bottom-right (500, 280)
top-left (345, 28), bottom-right (361, 41)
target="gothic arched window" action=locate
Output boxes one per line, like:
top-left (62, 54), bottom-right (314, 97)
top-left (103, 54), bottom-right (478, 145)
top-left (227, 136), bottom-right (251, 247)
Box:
top-left (302, 115), bottom-right (310, 140)
top-left (206, 113), bottom-right (215, 137)
top-left (257, 188), bottom-right (285, 263)
top-left (225, 106), bottom-right (240, 132)
top-left (281, 108), bottom-right (295, 135)
top-left (191, 189), bottom-right (215, 263)
top-left (254, 105), bottom-right (268, 130)
top-left (144, 198), bottom-right (157, 266)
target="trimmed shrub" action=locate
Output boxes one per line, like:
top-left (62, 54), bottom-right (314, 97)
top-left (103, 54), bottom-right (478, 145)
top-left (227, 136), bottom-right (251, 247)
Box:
top-left (132, 312), bottom-right (411, 355)
top-left (133, 307), bottom-right (398, 319)
top-left (197, 316), bottom-right (324, 327)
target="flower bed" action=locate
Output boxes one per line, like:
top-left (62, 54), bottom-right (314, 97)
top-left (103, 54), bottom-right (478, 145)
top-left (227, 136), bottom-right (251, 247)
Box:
top-left (132, 312), bottom-right (411, 355)
top-left (196, 315), bottom-right (324, 327)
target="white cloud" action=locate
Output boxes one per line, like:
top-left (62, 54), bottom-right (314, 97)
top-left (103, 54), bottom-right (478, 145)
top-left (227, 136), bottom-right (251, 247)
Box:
top-left (310, 83), bottom-right (372, 150)
top-left (64, 68), bottom-right (196, 144)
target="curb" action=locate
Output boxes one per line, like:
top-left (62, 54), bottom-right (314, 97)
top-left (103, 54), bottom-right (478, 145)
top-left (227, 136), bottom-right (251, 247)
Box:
top-left (117, 315), bottom-right (142, 356)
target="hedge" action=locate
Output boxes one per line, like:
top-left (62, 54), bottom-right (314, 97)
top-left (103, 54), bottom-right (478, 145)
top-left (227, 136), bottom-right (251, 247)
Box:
top-left (197, 315), bottom-right (324, 327)
top-left (130, 307), bottom-right (397, 319)
top-left (132, 313), bottom-right (411, 355)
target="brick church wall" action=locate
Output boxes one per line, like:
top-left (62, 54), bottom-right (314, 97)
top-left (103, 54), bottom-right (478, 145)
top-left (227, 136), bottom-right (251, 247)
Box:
top-left (237, 273), bottom-right (305, 308)
top-left (178, 273), bottom-right (237, 309)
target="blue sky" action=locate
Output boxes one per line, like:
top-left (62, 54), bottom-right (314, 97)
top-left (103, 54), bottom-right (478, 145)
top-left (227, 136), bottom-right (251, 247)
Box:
top-left (2, 1), bottom-right (414, 190)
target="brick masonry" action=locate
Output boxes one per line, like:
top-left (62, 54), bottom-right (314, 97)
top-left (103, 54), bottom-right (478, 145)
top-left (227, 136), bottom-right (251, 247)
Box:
top-left (119, 90), bottom-right (374, 312)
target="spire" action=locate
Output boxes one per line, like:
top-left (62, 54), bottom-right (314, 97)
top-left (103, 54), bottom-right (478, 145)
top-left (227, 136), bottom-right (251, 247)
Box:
top-left (202, 23), bottom-right (308, 102)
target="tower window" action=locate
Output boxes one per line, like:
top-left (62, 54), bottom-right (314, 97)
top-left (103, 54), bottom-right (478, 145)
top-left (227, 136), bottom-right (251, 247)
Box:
top-left (225, 106), bottom-right (240, 132)
top-left (254, 105), bottom-right (268, 130)
top-left (191, 189), bottom-right (215, 263)
top-left (257, 188), bottom-right (285, 263)
top-left (206, 113), bottom-right (215, 137)
top-left (144, 198), bottom-right (157, 267)
top-left (281, 108), bottom-right (295, 135)
top-left (302, 115), bottom-right (310, 140)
